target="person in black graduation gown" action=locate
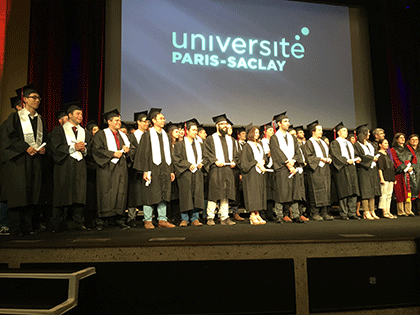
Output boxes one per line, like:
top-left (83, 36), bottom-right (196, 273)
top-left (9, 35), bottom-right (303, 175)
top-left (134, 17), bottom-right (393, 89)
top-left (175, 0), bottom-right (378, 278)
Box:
top-left (329, 122), bottom-right (361, 220)
top-left (240, 125), bottom-right (268, 225)
top-left (166, 122), bottom-right (181, 225)
top-left (84, 120), bottom-right (100, 228)
top-left (269, 112), bottom-right (306, 223)
top-left (2, 84), bottom-right (47, 235)
top-left (203, 114), bottom-right (239, 226)
top-left (173, 119), bottom-right (204, 226)
top-left (92, 109), bottom-right (133, 230)
top-left (50, 102), bottom-right (91, 232)
top-left (353, 125), bottom-right (382, 220)
top-left (302, 121), bottom-right (334, 221)
top-left (126, 110), bottom-right (149, 227)
top-left (133, 108), bottom-right (175, 229)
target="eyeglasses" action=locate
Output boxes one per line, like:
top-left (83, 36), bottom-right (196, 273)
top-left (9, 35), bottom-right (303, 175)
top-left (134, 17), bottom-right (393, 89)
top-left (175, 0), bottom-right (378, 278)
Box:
top-left (28, 96), bottom-right (42, 101)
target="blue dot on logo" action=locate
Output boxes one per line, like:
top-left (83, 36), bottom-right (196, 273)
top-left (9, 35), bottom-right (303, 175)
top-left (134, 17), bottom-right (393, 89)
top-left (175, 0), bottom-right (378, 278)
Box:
top-left (295, 35), bottom-right (300, 40)
top-left (301, 27), bottom-right (310, 36)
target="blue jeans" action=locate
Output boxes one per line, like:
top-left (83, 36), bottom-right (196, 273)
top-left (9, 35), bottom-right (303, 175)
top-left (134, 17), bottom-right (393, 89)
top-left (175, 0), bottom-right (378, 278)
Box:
top-left (181, 209), bottom-right (200, 222)
top-left (143, 202), bottom-right (167, 222)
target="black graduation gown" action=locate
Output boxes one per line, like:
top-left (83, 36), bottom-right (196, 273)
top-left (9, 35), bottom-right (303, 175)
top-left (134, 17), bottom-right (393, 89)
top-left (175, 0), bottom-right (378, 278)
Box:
top-left (353, 142), bottom-right (381, 200)
top-left (127, 132), bottom-right (145, 208)
top-left (329, 139), bottom-right (360, 199)
top-left (133, 130), bottom-right (172, 205)
top-left (92, 129), bottom-right (132, 217)
top-left (170, 143), bottom-right (179, 201)
top-left (203, 134), bottom-right (239, 202)
top-left (1, 111), bottom-right (47, 208)
top-left (173, 140), bottom-right (204, 212)
top-left (269, 133), bottom-right (304, 204)
top-left (262, 138), bottom-right (277, 201)
top-left (240, 143), bottom-right (267, 211)
top-left (302, 139), bottom-right (331, 207)
top-left (50, 125), bottom-right (92, 207)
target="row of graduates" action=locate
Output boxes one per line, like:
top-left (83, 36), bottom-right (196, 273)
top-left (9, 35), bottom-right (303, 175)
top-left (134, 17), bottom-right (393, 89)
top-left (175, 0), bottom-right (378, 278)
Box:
top-left (1, 84), bottom-right (419, 235)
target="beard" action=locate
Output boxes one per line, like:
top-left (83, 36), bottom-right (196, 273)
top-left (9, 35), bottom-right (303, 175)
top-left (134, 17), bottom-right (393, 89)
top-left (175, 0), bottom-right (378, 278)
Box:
top-left (219, 129), bottom-right (227, 136)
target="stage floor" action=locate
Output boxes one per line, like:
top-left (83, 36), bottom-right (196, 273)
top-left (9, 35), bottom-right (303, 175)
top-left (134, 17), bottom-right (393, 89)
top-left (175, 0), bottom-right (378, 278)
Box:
top-left (1, 215), bottom-right (420, 249)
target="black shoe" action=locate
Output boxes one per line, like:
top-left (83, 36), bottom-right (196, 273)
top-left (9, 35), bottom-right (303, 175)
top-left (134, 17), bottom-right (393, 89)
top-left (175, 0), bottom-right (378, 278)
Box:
top-left (127, 220), bottom-right (137, 227)
top-left (293, 217), bottom-right (306, 224)
top-left (341, 216), bottom-right (349, 220)
top-left (118, 223), bottom-right (131, 230)
top-left (348, 216), bottom-right (360, 220)
top-left (97, 225), bottom-right (103, 231)
top-left (75, 225), bottom-right (90, 231)
top-left (275, 217), bottom-right (283, 224)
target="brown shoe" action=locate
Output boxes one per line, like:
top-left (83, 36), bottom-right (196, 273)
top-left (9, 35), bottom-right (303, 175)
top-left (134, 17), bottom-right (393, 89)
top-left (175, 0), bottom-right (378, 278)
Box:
top-left (207, 218), bottom-right (215, 226)
top-left (283, 216), bottom-right (292, 222)
top-left (233, 213), bottom-right (245, 221)
top-left (191, 220), bottom-right (203, 226)
top-left (158, 220), bottom-right (175, 228)
top-left (144, 221), bottom-right (155, 230)
top-left (180, 220), bottom-right (188, 227)
top-left (299, 215), bottom-right (309, 222)
top-left (220, 218), bottom-right (236, 226)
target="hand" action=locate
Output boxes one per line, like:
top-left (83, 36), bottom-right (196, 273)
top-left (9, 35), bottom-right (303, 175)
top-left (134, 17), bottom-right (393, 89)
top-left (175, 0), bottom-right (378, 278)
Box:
top-left (215, 161), bottom-right (224, 167)
top-left (286, 160), bottom-right (294, 168)
top-left (267, 151), bottom-right (271, 157)
top-left (38, 147), bottom-right (46, 155)
top-left (230, 161), bottom-right (236, 168)
top-left (171, 173), bottom-right (175, 182)
top-left (114, 151), bottom-right (123, 158)
top-left (74, 141), bottom-right (85, 152)
top-left (143, 172), bottom-right (151, 182)
top-left (289, 167), bottom-right (297, 175)
top-left (27, 147), bottom-right (37, 156)
top-left (239, 174), bottom-right (242, 181)
top-left (373, 156), bottom-right (379, 162)
top-left (355, 159), bottom-right (361, 164)
top-left (123, 145), bottom-right (129, 153)
top-left (347, 159), bottom-right (354, 164)
top-left (327, 158), bottom-right (332, 164)
top-left (408, 167), bottom-right (413, 173)
top-left (197, 163), bottom-right (203, 169)
top-left (380, 180), bottom-right (386, 185)
top-left (189, 164), bottom-right (196, 171)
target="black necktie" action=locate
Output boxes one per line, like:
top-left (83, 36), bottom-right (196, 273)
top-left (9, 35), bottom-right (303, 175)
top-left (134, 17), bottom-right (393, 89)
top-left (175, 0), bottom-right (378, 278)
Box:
top-left (345, 142), bottom-right (352, 158)
top-left (284, 135), bottom-right (288, 145)
top-left (192, 142), bottom-right (198, 164)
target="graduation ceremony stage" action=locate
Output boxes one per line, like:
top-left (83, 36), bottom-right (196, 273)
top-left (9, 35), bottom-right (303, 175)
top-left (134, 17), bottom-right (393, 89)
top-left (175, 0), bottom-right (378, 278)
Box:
top-left (1, 215), bottom-right (420, 315)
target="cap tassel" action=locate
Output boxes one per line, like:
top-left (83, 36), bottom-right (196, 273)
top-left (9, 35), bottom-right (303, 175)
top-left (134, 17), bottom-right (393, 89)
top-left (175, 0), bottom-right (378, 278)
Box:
top-left (333, 128), bottom-right (336, 140)
top-left (184, 122), bottom-right (187, 137)
top-left (264, 125), bottom-right (267, 138)
top-left (272, 120), bottom-right (276, 130)
top-left (354, 130), bottom-right (357, 141)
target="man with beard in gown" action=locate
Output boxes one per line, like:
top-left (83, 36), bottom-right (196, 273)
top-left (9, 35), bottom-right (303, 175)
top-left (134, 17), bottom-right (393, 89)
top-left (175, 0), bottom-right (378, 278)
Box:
top-left (204, 114), bottom-right (239, 226)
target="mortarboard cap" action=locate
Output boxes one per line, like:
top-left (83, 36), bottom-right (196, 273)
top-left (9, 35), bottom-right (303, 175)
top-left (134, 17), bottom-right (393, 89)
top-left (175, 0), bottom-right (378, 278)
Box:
top-left (273, 111), bottom-right (287, 123)
top-left (212, 113), bottom-right (228, 124)
top-left (10, 96), bottom-right (21, 109)
top-left (185, 118), bottom-right (199, 130)
top-left (334, 121), bottom-right (346, 132)
top-left (134, 110), bottom-right (148, 122)
top-left (306, 120), bottom-right (319, 132)
top-left (198, 124), bottom-right (205, 132)
top-left (226, 118), bottom-right (234, 126)
top-left (245, 123), bottom-right (253, 134)
top-left (85, 120), bottom-right (98, 131)
top-left (148, 108), bottom-right (162, 120)
top-left (295, 125), bottom-right (304, 132)
top-left (55, 109), bottom-right (67, 120)
top-left (15, 83), bottom-right (37, 97)
top-left (165, 121), bottom-right (178, 133)
top-left (237, 126), bottom-right (246, 133)
top-left (355, 123), bottom-right (369, 137)
top-left (63, 101), bottom-right (81, 114)
top-left (102, 109), bottom-right (120, 123)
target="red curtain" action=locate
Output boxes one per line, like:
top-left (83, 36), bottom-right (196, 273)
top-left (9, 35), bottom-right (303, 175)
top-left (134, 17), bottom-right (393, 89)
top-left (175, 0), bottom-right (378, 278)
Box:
top-left (27, 0), bottom-right (105, 132)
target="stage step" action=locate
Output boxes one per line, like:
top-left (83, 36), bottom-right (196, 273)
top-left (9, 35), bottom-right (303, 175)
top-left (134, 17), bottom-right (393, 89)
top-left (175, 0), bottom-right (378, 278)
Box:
top-left (0, 267), bottom-right (95, 315)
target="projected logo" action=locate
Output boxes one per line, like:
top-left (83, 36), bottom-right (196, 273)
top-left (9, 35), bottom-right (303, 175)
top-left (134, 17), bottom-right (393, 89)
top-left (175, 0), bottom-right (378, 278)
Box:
top-left (172, 27), bottom-right (310, 72)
